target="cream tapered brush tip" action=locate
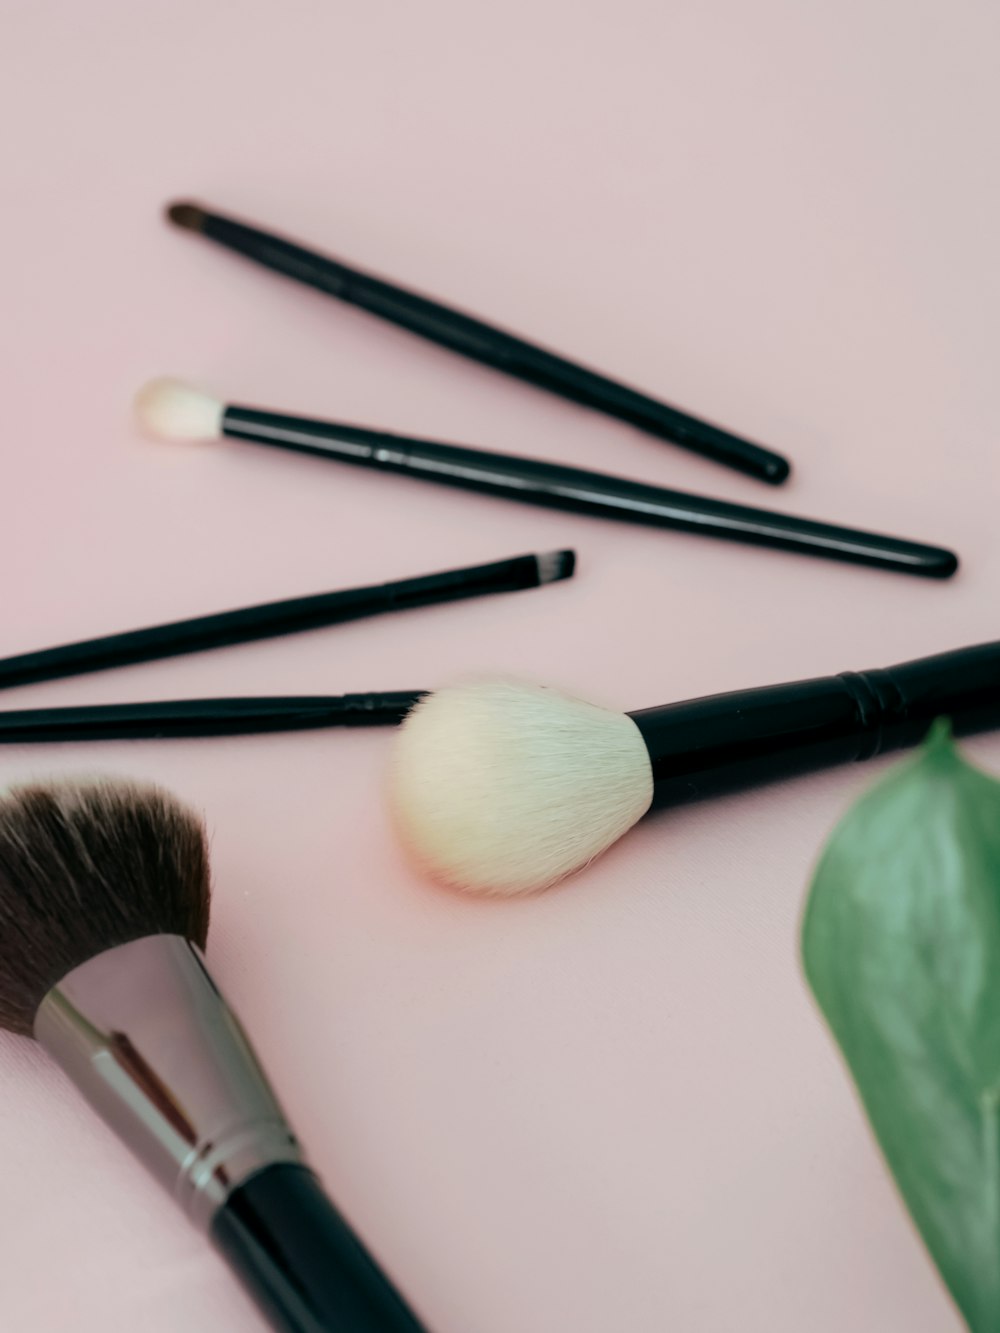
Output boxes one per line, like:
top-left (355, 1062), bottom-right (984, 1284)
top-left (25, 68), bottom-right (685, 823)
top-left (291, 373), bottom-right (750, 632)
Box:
top-left (389, 679), bottom-right (655, 896)
top-left (135, 379), bottom-right (224, 442)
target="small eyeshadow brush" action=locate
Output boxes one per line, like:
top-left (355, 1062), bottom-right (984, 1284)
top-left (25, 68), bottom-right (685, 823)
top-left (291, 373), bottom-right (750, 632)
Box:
top-left (166, 200), bottom-right (790, 485)
top-left (0, 551), bottom-right (573, 691)
top-left (137, 380), bottom-right (958, 580)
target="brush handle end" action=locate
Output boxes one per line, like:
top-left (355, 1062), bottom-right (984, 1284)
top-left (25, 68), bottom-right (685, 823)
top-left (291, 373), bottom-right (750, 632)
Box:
top-left (212, 1164), bottom-right (428, 1333)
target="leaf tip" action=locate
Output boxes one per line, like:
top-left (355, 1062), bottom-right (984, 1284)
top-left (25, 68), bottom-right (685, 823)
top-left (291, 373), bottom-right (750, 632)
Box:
top-left (925, 716), bottom-right (954, 749)
top-left (920, 717), bottom-right (962, 770)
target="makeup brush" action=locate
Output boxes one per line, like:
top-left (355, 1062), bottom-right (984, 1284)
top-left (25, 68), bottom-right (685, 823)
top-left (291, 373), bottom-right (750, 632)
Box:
top-left (388, 639), bottom-right (1000, 895)
top-left (0, 551), bottom-right (573, 691)
top-left (166, 200), bottom-right (790, 485)
top-left (0, 692), bottom-right (426, 743)
top-left (136, 381), bottom-right (958, 580)
top-left (0, 778), bottom-right (429, 1332)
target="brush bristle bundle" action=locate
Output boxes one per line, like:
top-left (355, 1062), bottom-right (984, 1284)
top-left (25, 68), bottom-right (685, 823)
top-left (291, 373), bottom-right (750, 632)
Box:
top-left (535, 550), bottom-right (576, 585)
top-left (0, 779), bottom-right (210, 1037)
top-left (134, 379), bottom-right (224, 442)
top-left (389, 679), bottom-right (654, 896)
top-left (166, 201), bottom-right (208, 232)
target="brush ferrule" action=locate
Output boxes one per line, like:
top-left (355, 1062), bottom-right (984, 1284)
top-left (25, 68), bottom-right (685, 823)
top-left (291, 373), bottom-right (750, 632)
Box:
top-left (34, 934), bottom-right (302, 1232)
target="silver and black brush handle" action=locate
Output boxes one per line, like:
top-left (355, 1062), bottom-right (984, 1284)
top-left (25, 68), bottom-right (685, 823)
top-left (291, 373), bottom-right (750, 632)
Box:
top-left (217, 403), bottom-right (957, 578)
top-left (0, 694), bottom-right (426, 743)
top-left (629, 639), bottom-right (1000, 805)
top-left (36, 935), bottom-right (428, 1333)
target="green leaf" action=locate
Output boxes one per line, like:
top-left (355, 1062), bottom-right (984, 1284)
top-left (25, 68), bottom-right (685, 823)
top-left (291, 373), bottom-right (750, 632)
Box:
top-left (802, 723), bottom-right (1000, 1331)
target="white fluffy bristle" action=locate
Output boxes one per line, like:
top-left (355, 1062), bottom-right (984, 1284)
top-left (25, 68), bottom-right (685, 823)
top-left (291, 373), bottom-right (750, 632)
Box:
top-left (134, 379), bottom-right (224, 442)
top-left (389, 679), bottom-right (654, 896)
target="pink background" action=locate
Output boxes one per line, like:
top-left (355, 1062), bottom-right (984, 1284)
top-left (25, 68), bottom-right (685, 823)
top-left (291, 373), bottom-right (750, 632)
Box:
top-left (1, 2), bottom-right (998, 1329)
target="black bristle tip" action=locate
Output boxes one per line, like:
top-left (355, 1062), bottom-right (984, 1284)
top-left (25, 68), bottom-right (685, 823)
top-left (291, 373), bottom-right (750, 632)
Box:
top-left (166, 201), bottom-right (208, 232)
top-left (0, 780), bottom-right (210, 1038)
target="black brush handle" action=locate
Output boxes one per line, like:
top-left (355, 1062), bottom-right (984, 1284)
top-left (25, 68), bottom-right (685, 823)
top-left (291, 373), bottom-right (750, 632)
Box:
top-left (0, 554), bottom-right (550, 691)
top-left (630, 640), bottom-right (1000, 805)
top-left (0, 694), bottom-right (426, 743)
top-left (212, 1164), bottom-right (428, 1333)
top-left (222, 406), bottom-right (957, 579)
top-left (175, 203), bottom-right (790, 484)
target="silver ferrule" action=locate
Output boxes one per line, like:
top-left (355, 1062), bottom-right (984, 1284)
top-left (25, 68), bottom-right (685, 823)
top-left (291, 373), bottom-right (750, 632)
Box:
top-left (34, 934), bottom-right (304, 1232)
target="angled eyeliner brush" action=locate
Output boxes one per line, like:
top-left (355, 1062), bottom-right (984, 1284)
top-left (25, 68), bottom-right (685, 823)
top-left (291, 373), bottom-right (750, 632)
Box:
top-left (0, 693), bottom-right (426, 743)
top-left (137, 381), bottom-right (958, 580)
top-left (0, 551), bottom-right (572, 691)
top-left (166, 200), bottom-right (790, 485)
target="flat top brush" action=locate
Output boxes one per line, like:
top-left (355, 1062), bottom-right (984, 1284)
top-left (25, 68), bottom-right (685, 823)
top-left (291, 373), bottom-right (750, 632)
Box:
top-left (0, 778), bottom-right (428, 1333)
top-left (0, 549), bottom-right (573, 692)
top-left (166, 200), bottom-right (791, 485)
top-left (388, 639), bottom-right (1000, 895)
top-left (136, 381), bottom-right (958, 580)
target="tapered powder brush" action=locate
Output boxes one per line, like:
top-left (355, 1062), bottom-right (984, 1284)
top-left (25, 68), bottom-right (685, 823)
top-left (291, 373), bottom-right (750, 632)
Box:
top-left (135, 380), bottom-right (958, 580)
top-left (166, 200), bottom-right (790, 484)
top-left (388, 639), bottom-right (1000, 895)
top-left (0, 778), bottom-right (428, 1333)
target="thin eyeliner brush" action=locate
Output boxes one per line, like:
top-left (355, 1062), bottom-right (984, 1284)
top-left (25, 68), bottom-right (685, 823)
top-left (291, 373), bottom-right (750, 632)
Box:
top-left (138, 382), bottom-right (959, 580)
top-left (166, 201), bottom-right (791, 485)
top-left (0, 693), bottom-right (426, 744)
top-left (0, 551), bottom-right (573, 691)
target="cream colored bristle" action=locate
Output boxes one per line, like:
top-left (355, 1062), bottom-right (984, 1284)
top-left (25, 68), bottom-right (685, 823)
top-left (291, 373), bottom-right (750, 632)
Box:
top-left (389, 679), bottom-right (654, 896)
top-left (134, 379), bottom-right (224, 442)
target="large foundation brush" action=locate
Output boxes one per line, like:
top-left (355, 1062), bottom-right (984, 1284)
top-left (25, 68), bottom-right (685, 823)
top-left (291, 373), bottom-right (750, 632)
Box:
top-left (135, 381), bottom-right (958, 580)
top-left (388, 638), bottom-right (1000, 895)
top-left (0, 778), bottom-right (428, 1332)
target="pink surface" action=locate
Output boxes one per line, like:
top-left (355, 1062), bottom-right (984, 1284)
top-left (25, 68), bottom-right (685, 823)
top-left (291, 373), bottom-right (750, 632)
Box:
top-left (1, 2), bottom-right (998, 1329)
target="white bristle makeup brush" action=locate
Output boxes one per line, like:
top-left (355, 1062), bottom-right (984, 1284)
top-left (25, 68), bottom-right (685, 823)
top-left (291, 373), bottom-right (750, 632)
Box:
top-left (388, 640), bottom-right (1000, 895)
top-left (134, 379), bottom-right (958, 579)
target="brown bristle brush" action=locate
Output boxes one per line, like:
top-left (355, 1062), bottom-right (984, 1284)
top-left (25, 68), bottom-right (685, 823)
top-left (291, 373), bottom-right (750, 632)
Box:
top-left (0, 778), bottom-right (428, 1333)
